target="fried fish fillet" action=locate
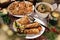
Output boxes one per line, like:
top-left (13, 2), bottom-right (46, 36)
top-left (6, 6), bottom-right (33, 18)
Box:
top-left (18, 16), bottom-right (30, 25)
top-left (25, 22), bottom-right (39, 28)
top-left (24, 28), bottom-right (40, 34)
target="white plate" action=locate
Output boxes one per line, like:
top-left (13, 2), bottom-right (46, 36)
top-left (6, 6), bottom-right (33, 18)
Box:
top-left (13, 17), bottom-right (45, 39)
top-left (7, 1), bottom-right (34, 17)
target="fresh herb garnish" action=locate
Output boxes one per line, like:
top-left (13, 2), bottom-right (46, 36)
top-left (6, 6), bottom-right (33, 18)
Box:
top-left (15, 22), bottom-right (26, 38)
top-left (49, 19), bottom-right (57, 26)
top-left (15, 21), bottom-right (19, 28)
top-left (0, 12), bottom-right (11, 24)
top-left (1, 15), bottom-right (11, 24)
top-left (0, 12), bottom-right (5, 16)
top-left (43, 31), bottom-right (57, 40)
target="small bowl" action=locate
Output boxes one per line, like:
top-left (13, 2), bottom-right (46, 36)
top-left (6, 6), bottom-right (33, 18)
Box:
top-left (35, 2), bottom-right (53, 18)
top-left (49, 11), bottom-right (60, 20)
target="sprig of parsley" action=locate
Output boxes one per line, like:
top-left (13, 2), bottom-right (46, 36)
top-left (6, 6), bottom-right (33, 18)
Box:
top-left (43, 31), bottom-right (57, 40)
top-left (0, 12), bottom-right (11, 24)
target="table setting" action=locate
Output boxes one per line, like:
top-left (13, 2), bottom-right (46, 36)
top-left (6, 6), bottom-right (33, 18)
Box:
top-left (0, 0), bottom-right (60, 40)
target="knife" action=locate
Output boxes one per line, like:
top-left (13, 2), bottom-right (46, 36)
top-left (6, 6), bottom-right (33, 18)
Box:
top-left (29, 15), bottom-right (50, 30)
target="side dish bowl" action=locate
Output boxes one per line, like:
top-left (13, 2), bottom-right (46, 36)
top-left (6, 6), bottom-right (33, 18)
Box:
top-left (35, 2), bottom-right (53, 18)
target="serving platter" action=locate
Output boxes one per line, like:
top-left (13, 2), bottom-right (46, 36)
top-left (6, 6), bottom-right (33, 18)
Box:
top-left (7, 1), bottom-right (34, 17)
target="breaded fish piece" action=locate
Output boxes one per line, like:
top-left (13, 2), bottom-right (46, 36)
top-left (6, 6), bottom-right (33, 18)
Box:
top-left (18, 16), bottom-right (30, 25)
top-left (25, 22), bottom-right (39, 28)
top-left (24, 28), bottom-right (39, 34)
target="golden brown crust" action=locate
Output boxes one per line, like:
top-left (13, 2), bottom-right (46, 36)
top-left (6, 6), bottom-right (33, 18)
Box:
top-left (25, 22), bottom-right (40, 28)
top-left (8, 1), bottom-right (33, 15)
top-left (17, 16), bottom-right (30, 25)
top-left (24, 28), bottom-right (40, 34)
